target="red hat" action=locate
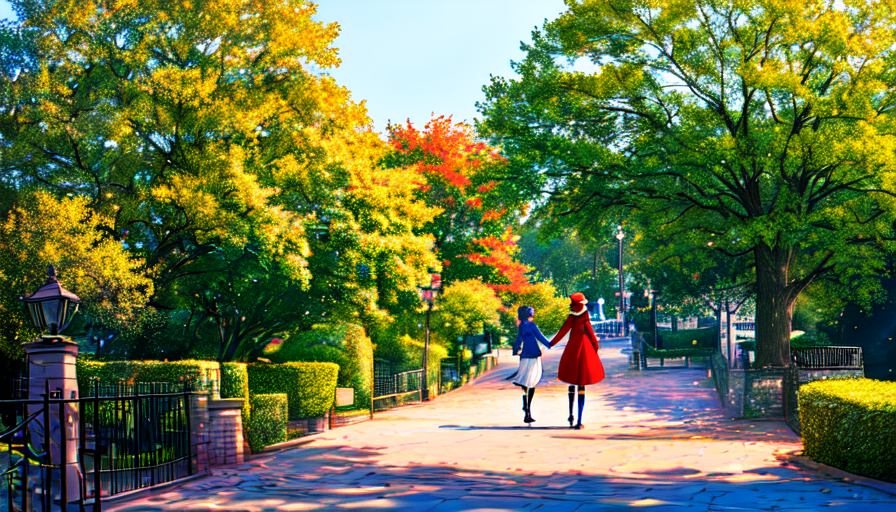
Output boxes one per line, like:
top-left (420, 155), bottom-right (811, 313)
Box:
top-left (570, 292), bottom-right (588, 312)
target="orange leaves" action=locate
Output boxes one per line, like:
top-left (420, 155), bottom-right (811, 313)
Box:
top-left (477, 181), bottom-right (497, 193)
top-left (460, 227), bottom-right (532, 294)
top-left (481, 208), bottom-right (506, 222)
top-left (388, 115), bottom-right (502, 193)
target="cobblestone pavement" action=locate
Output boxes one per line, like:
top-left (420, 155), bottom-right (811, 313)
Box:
top-left (110, 337), bottom-right (896, 511)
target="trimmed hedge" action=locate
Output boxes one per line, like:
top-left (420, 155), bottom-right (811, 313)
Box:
top-left (799, 378), bottom-right (896, 482)
top-left (246, 393), bottom-right (287, 453)
top-left (656, 327), bottom-right (718, 350)
top-left (246, 362), bottom-right (338, 420)
top-left (221, 362), bottom-right (251, 430)
top-left (221, 362), bottom-right (249, 399)
top-left (76, 359), bottom-right (220, 392)
top-left (266, 323), bottom-right (373, 410)
top-left (643, 343), bottom-right (713, 360)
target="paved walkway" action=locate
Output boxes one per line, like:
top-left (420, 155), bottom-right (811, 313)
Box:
top-left (111, 337), bottom-right (896, 511)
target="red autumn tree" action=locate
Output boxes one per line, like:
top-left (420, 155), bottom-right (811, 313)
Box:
top-left (385, 115), bottom-right (530, 292)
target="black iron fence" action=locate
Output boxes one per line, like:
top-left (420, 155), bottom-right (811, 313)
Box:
top-left (1, 380), bottom-right (195, 512)
top-left (792, 346), bottom-right (863, 369)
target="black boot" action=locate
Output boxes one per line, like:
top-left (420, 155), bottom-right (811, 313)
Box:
top-left (525, 388), bottom-right (536, 423)
top-left (574, 387), bottom-right (586, 429)
top-left (521, 386), bottom-right (531, 423)
top-left (567, 385), bottom-right (575, 427)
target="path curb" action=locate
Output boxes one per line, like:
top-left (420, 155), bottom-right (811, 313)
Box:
top-left (782, 451), bottom-right (896, 497)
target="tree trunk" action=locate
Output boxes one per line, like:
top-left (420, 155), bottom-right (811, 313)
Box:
top-left (593, 249), bottom-right (598, 280)
top-left (754, 244), bottom-right (794, 367)
top-left (671, 316), bottom-right (678, 332)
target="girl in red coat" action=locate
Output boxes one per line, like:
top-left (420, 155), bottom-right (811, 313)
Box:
top-left (550, 292), bottom-right (605, 429)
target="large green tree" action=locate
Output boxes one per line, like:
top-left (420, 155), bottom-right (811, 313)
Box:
top-left (479, 0), bottom-right (896, 366)
top-left (0, 1), bottom-right (440, 362)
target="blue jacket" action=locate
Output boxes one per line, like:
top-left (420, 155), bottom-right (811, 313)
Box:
top-left (514, 321), bottom-right (551, 358)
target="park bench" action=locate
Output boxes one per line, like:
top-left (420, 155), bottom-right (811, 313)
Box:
top-left (631, 331), bottom-right (714, 369)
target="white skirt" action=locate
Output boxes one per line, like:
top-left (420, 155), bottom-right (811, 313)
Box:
top-left (512, 357), bottom-right (543, 388)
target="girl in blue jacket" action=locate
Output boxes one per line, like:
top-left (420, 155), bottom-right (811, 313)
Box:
top-left (512, 305), bottom-right (552, 423)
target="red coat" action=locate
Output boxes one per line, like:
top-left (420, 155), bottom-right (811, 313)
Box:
top-left (550, 310), bottom-right (605, 385)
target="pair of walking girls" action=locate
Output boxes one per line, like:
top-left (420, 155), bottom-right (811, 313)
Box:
top-left (511, 292), bottom-right (605, 429)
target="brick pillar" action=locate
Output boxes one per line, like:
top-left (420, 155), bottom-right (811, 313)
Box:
top-left (207, 398), bottom-right (245, 466)
top-left (190, 391), bottom-right (210, 473)
top-left (25, 339), bottom-right (80, 503)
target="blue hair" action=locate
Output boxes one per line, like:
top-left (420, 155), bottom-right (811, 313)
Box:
top-left (517, 306), bottom-right (534, 322)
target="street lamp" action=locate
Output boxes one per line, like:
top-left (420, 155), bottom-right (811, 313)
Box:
top-left (417, 271), bottom-right (442, 401)
top-left (22, 265), bottom-right (82, 503)
top-left (644, 287), bottom-right (661, 348)
top-left (24, 265), bottom-right (80, 340)
top-left (615, 228), bottom-right (625, 336)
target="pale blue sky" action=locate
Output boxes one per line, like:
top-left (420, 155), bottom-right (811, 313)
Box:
top-left (0, 0), bottom-right (568, 133)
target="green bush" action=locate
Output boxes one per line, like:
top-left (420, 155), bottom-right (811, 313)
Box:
top-left (397, 335), bottom-right (447, 393)
top-left (790, 333), bottom-right (834, 350)
top-left (659, 327), bottom-right (719, 350)
top-left (76, 359), bottom-right (220, 393)
top-left (246, 393), bottom-right (287, 453)
top-left (221, 362), bottom-right (249, 399)
top-left (221, 362), bottom-right (250, 430)
top-left (246, 362), bottom-right (338, 420)
top-left (374, 334), bottom-right (447, 394)
top-left (643, 343), bottom-right (713, 360)
top-left (265, 323), bottom-right (372, 410)
top-left (799, 378), bottom-right (896, 482)
top-left (500, 281), bottom-right (569, 336)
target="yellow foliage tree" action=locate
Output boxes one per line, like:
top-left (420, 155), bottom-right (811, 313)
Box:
top-left (0, 190), bottom-right (152, 375)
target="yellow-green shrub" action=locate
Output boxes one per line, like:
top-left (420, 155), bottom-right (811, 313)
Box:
top-left (389, 335), bottom-right (446, 393)
top-left (246, 362), bottom-right (338, 419)
top-left (265, 323), bottom-right (372, 409)
top-left (246, 393), bottom-right (287, 453)
top-left (501, 281), bottom-right (568, 336)
top-left (799, 378), bottom-right (896, 482)
top-left (76, 359), bottom-right (219, 392)
top-left (221, 362), bottom-right (250, 428)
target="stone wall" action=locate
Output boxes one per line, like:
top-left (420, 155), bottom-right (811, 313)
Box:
top-left (742, 367), bottom-right (787, 418)
top-left (710, 355), bottom-right (864, 423)
top-left (208, 399), bottom-right (245, 466)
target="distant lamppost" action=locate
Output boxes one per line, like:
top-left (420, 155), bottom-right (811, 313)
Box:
top-left (22, 265), bottom-right (82, 502)
top-left (616, 228), bottom-right (625, 336)
top-left (644, 287), bottom-right (661, 349)
top-left (418, 272), bottom-right (442, 401)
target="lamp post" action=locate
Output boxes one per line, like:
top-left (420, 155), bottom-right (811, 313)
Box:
top-left (418, 272), bottom-right (442, 401)
top-left (616, 228), bottom-right (625, 336)
top-left (24, 265), bottom-right (81, 340)
top-left (22, 265), bottom-right (82, 503)
top-left (646, 288), bottom-right (661, 349)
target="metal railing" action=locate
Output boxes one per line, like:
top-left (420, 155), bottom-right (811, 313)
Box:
top-left (1, 380), bottom-right (195, 512)
top-left (372, 359), bottom-right (423, 412)
top-left (792, 346), bottom-right (863, 369)
top-left (373, 359), bottom-right (422, 399)
top-left (592, 320), bottom-right (623, 336)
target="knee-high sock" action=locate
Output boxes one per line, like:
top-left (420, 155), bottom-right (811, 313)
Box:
top-left (577, 386), bottom-right (586, 425)
top-left (527, 387), bottom-right (535, 413)
top-left (521, 386), bottom-right (529, 411)
top-left (568, 385), bottom-right (575, 420)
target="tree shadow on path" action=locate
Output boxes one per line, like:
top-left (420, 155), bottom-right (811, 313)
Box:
top-left (107, 444), bottom-right (896, 512)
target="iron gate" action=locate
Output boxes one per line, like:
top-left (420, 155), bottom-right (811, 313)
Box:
top-left (1, 380), bottom-right (195, 512)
